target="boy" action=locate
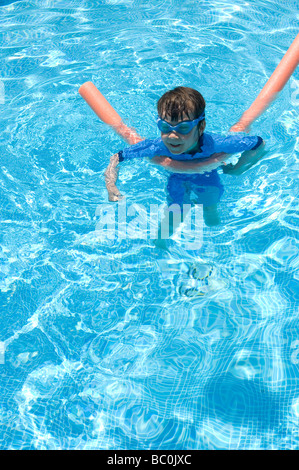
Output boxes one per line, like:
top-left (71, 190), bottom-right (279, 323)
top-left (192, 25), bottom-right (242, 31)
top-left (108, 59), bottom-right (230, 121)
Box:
top-left (105, 87), bottom-right (265, 235)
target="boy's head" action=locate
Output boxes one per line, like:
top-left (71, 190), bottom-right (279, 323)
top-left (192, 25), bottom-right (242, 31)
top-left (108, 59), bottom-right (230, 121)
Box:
top-left (157, 87), bottom-right (206, 155)
top-left (158, 87), bottom-right (205, 122)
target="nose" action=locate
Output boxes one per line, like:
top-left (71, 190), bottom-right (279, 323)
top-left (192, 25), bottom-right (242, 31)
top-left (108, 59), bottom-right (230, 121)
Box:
top-left (166, 129), bottom-right (180, 139)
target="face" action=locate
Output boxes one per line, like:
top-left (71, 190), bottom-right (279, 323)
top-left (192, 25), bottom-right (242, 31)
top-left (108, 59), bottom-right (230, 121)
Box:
top-left (160, 112), bottom-right (205, 155)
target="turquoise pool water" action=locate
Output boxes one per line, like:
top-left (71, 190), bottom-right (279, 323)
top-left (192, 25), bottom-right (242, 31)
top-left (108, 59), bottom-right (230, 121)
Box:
top-left (0, 0), bottom-right (298, 450)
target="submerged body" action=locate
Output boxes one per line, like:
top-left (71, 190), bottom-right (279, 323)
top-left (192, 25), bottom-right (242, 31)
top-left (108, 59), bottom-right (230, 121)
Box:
top-left (118, 132), bottom-right (263, 209)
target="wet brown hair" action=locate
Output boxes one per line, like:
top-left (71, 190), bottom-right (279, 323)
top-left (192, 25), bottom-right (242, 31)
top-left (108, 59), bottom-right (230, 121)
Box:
top-left (157, 86), bottom-right (205, 121)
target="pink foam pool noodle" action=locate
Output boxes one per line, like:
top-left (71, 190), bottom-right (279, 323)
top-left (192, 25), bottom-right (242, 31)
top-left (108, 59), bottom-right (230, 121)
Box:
top-left (79, 81), bottom-right (143, 145)
top-left (230, 33), bottom-right (299, 132)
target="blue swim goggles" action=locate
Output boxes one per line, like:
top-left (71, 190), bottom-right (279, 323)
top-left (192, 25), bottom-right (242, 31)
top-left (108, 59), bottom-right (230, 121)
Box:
top-left (156, 111), bottom-right (205, 135)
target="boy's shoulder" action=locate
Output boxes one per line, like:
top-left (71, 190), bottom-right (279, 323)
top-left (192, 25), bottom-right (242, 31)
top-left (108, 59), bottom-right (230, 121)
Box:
top-left (120, 137), bottom-right (169, 160)
top-left (206, 132), bottom-right (263, 155)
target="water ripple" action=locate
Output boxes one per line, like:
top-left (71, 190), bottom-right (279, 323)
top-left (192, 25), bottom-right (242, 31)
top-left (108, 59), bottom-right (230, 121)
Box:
top-left (0, 0), bottom-right (298, 450)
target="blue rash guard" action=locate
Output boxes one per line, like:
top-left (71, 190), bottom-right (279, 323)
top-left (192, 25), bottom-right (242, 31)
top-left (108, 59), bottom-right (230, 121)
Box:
top-left (118, 132), bottom-right (263, 208)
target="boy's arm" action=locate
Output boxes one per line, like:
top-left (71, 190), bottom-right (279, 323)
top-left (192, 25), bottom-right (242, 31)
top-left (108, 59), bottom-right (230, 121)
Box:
top-left (221, 140), bottom-right (266, 175)
top-left (104, 153), bottom-right (124, 201)
top-left (149, 140), bottom-right (266, 175)
top-left (149, 152), bottom-right (232, 174)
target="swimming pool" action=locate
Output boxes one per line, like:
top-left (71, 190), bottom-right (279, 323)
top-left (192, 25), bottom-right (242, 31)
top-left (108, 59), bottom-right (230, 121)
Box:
top-left (0, 0), bottom-right (298, 450)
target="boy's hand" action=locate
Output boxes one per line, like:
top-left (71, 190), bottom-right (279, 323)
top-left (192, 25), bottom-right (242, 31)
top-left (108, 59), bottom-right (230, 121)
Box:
top-left (108, 189), bottom-right (125, 202)
top-left (151, 155), bottom-right (172, 167)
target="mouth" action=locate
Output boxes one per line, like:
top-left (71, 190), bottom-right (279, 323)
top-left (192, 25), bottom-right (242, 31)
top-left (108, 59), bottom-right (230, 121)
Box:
top-left (167, 142), bottom-right (182, 151)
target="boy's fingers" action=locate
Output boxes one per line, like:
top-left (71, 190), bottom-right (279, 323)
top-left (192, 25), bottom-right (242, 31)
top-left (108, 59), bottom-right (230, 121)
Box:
top-left (109, 193), bottom-right (125, 202)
